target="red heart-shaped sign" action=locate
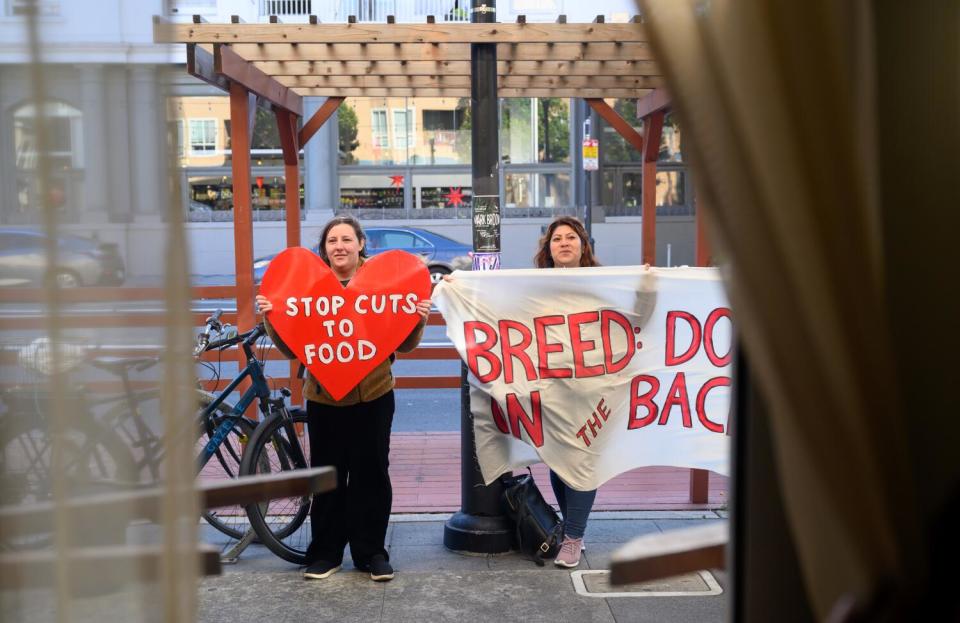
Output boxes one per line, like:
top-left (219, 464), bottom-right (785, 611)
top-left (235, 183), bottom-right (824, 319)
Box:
top-left (259, 247), bottom-right (431, 400)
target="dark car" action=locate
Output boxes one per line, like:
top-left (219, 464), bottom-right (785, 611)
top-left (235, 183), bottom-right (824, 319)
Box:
top-left (254, 226), bottom-right (472, 284)
top-left (0, 229), bottom-right (125, 287)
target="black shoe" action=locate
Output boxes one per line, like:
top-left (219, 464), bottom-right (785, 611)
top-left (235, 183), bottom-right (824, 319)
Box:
top-left (367, 554), bottom-right (394, 581)
top-left (303, 560), bottom-right (341, 580)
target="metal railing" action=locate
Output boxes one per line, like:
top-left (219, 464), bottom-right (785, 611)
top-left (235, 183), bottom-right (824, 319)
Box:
top-left (259, 0), bottom-right (469, 22)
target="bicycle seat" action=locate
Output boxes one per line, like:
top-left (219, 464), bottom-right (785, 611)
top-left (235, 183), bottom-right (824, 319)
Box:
top-left (89, 356), bottom-right (159, 375)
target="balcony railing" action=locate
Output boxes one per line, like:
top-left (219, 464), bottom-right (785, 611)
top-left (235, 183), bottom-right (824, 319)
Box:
top-left (259, 0), bottom-right (469, 22)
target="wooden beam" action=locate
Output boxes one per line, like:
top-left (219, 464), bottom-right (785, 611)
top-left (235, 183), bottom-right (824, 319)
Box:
top-left (500, 59), bottom-right (660, 77)
top-left (291, 87), bottom-right (654, 98)
top-left (203, 467), bottom-right (336, 509)
top-left (641, 110), bottom-right (664, 266)
top-left (609, 523), bottom-right (727, 586)
top-left (229, 81), bottom-right (255, 357)
top-left (636, 87), bottom-right (671, 118)
top-left (586, 98), bottom-right (644, 152)
top-left (0, 468), bottom-right (336, 541)
top-left (643, 109), bottom-right (664, 162)
top-left (253, 59), bottom-right (660, 77)
top-left (298, 96), bottom-right (344, 147)
top-left (155, 22), bottom-right (649, 44)
top-left (214, 44), bottom-right (302, 115)
top-left (280, 74), bottom-right (474, 89)
top-left (186, 43), bottom-right (230, 92)
top-left (229, 42), bottom-right (655, 62)
top-left (690, 469), bottom-right (711, 503)
top-left (695, 196), bottom-right (712, 267)
top-left (274, 105), bottom-right (303, 405)
top-left (280, 75), bottom-right (661, 90)
top-left (0, 545), bottom-right (222, 589)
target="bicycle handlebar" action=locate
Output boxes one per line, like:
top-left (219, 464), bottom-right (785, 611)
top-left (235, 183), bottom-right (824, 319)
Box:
top-left (194, 309), bottom-right (225, 357)
top-left (202, 324), bottom-right (264, 353)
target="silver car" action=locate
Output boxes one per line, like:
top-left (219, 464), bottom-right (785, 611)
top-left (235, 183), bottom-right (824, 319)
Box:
top-left (0, 229), bottom-right (125, 287)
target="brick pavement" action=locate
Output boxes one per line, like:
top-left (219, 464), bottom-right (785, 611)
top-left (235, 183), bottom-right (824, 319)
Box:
top-left (390, 432), bottom-right (727, 513)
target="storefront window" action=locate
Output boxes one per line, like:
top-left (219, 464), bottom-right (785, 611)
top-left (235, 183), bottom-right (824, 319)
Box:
top-left (412, 99), bottom-right (470, 165)
top-left (339, 173), bottom-right (405, 218)
top-left (504, 172), bottom-right (571, 215)
top-left (413, 171), bottom-right (472, 219)
top-left (501, 98), bottom-right (570, 165)
top-left (656, 170), bottom-right (685, 206)
top-left (187, 173), bottom-right (302, 222)
top-left (600, 168), bottom-right (689, 216)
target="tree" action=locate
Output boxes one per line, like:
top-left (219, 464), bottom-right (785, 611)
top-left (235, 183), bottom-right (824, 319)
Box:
top-left (599, 100), bottom-right (681, 164)
top-left (251, 107), bottom-right (280, 150)
top-left (539, 98), bottom-right (569, 162)
top-left (338, 104), bottom-right (360, 164)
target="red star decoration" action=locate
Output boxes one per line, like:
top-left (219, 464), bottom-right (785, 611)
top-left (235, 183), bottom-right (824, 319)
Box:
top-left (443, 187), bottom-right (465, 208)
top-left (389, 175), bottom-right (404, 188)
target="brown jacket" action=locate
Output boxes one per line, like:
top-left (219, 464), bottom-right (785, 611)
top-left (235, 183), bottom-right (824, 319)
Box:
top-left (264, 310), bottom-right (426, 407)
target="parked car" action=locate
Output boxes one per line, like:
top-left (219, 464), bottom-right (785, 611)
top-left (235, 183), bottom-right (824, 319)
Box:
top-left (253, 226), bottom-right (472, 284)
top-left (0, 229), bottom-right (125, 287)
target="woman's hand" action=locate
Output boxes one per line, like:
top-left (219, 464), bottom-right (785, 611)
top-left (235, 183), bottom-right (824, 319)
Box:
top-left (255, 294), bottom-right (273, 314)
top-left (415, 298), bottom-right (432, 320)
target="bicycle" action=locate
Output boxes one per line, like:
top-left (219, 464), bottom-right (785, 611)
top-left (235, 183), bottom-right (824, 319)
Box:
top-left (194, 310), bottom-right (312, 552)
top-left (0, 315), bottom-right (282, 548)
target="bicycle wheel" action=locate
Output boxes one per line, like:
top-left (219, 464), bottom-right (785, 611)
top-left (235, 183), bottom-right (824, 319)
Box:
top-left (195, 393), bottom-right (261, 541)
top-left (239, 408), bottom-right (312, 564)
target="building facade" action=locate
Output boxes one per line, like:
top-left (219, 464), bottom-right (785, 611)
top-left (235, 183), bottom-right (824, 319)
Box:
top-left (1, 0), bottom-right (696, 277)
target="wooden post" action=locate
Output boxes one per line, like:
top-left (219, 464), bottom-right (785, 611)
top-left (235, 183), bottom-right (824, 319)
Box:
top-left (690, 195), bottom-right (712, 502)
top-left (695, 195), bottom-right (712, 266)
top-left (274, 106), bottom-right (303, 406)
top-left (229, 82), bottom-right (255, 381)
top-left (641, 110), bottom-right (664, 265)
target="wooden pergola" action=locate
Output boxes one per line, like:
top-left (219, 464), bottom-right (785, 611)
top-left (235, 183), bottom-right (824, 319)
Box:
top-left (154, 14), bottom-right (712, 501)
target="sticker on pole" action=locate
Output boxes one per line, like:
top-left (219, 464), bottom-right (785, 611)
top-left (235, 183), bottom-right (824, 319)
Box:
top-left (472, 195), bottom-right (501, 253)
top-left (582, 138), bottom-right (599, 171)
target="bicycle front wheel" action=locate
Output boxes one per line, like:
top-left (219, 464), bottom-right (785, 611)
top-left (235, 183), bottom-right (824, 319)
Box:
top-left (195, 392), bottom-right (259, 541)
top-left (239, 408), bottom-right (311, 564)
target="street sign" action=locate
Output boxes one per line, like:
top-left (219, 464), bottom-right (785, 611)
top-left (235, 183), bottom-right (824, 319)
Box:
top-left (582, 138), bottom-right (599, 171)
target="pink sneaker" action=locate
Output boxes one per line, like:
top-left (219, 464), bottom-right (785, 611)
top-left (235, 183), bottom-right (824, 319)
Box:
top-left (554, 536), bottom-right (583, 568)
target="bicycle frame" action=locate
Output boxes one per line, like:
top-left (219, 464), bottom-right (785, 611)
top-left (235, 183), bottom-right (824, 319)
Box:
top-left (195, 332), bottom-right (274, 473)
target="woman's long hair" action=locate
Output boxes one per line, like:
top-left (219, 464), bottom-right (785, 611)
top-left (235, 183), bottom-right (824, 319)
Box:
top-left (533, 216), bottom-right (600, 268)
top-left (318, 214), bottom-right (368, 265)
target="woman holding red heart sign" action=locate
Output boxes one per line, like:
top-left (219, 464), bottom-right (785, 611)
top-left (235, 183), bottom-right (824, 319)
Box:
top-left (256, 215), bottom-right (431, 583)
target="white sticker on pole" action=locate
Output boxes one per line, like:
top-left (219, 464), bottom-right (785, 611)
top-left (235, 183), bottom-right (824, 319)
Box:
top-left (582, 138), bottom-right (599, 171)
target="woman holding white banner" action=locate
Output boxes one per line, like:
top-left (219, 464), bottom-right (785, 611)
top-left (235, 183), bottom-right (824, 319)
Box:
top-left (534, 215), bottom-right (601, 568)
top-left (255, 215), bottom-right (431, 583)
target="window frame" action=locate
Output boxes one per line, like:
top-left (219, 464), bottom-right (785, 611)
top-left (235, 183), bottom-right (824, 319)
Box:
top-left (188, 118), bottom-right (218, 155)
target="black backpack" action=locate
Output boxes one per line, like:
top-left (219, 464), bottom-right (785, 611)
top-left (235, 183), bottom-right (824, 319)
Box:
top-left (501, 469), bottom-right (564, 566)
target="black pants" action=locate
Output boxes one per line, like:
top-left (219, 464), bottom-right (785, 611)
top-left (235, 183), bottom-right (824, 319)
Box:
top-left (305, 391), bottom-right (394, 567)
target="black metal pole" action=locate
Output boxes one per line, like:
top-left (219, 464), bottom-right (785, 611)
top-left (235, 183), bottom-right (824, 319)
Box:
top-left (443, 0), bottom-right (513, 554)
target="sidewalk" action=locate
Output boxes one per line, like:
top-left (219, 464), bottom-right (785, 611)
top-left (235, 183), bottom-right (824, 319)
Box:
top-left (390, 432), bottom-right (728, 513)
top-left (201, 512), bottom-right (728, 623)
top-left (195, 431), bottom-right (729, 622)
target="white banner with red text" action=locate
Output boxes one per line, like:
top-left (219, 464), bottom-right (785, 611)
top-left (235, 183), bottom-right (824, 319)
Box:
top-left (433, 266), bottom-right (732, 491)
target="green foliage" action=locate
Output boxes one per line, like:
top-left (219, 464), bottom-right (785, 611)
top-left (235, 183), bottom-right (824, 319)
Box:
top-left (338, 104), bottom-right (360, 164)
top-left (538, 98), bottom-right (569, 162)
top-left (251, 107), bottom-right (280, 150)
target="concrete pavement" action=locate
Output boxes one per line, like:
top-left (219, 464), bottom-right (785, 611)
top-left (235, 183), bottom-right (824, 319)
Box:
top-left (199, 512), bottom-right (728, 623)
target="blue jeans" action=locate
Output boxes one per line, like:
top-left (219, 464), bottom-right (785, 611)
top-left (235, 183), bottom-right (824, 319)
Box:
top-left (549, 470), bottom-right (597, 540)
